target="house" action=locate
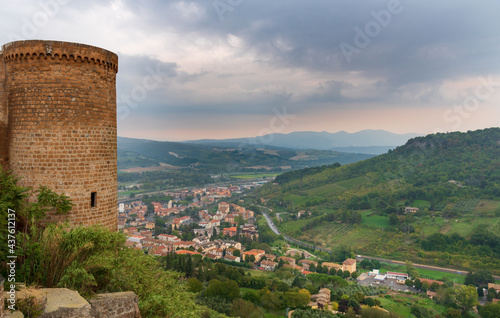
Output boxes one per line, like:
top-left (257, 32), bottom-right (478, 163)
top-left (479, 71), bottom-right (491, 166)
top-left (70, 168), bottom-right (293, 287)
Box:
top-left (405, 207), bottom-right (419, 214)
top-left (278, 256), bottom-right (296, 266)
top-left (369, 269), bottom-right (380, 276)
top-left (426, 291), bottom-right (438, 299)
top-left (311, 288), bottom-right (330, 305)
top-left (342, 258), bottom-right (357, 273)
top-left (223, 227), bottom-right (238, 237)
top-left (123, 227), bottom-right (138, 235)
top-left (198, 221), bottom-right (210, 229)
top-left (386, 272), bottom-right (409, 280)
top-left (151, 202), bottom-right (163, 213)
top-left (322, 262), bottom-right (343, 273)
top-left (193, 236), bottom-right (209, 244)
top-left (283, 264), bottom-right (304, 271)
top-left (158, 234), bottom-right (181, 243)
top-left (140, 230), bottom-right (153, 239)
top-left (299, 259), bottom-right (318, 271)
top-left (209, 219), bottom-right (221, 227)
top-left (117, 220), bottom-right (126, 230)
top-left (218, 202), bottom-right (230, 213)
top-left (260, 260), bottom-right (278, 271)
top-left (126, 235), bottom-right (145, 243)
top-left (221, 240), bottom-right (242, 250)
top-left (224, 213), bottom-right (237, 225)
top-left (176, 250), bottom-right (201, 256)
top-left (224, 255), bottom-right (240, 263)
top-left (174, 241), bottom-right (196, 250)
top-left (488, 283), bottom-right (500, 293)
top-left (149, 245), bottom-right (169, 256)
top-left (242, 249), bottom-right (266, 262)
top-left (145, 222), bottom-right (155, 230)
top-left (204, 253), bottom-right (219, 260)
top-left (212, 248), bottom-right (224, 258)
top-left (225, 247), bottom-right (240, 257)
top-left (193, 228), bottom-right (211, 237)
top-left (262, 254), bottom-right (276, 261)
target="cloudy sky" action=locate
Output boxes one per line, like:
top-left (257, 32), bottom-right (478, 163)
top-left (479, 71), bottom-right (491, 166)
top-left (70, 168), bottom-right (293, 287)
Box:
top-left (2, 0), bottom-right (500, 141)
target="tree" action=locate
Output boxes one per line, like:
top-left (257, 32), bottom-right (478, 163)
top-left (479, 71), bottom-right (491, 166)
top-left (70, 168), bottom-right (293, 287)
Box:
top-left (454, 285), bottom-right (479, 314)
top-left (351, 271), bottom-right (359, 279)
top-left (405, 260), bottom-right (419, 279)
top-left (205, 279), bottom-right (240, 301)
top-left (309, 263), bottom-right (316, 272)
top-left (444, 308), bottom-right (461, 318)
top-left (479, 303), bottom-right (500, 318)
top-left (230, 299), bottom-right (263, 318)
top-left (487, 287), bottom-right (497, 302)
top-left (430, 282), bottom-right (440, 292)
top-left (260, 291), bottom-right (283, 310)
top-left (414, 278), bottom-right (422, 290)
top-left (421, 281), bottom-right (430, 292)
top-left (186, 277), bottom-right (203, 293)
top-left (284, 291), bottom-right (310, 308)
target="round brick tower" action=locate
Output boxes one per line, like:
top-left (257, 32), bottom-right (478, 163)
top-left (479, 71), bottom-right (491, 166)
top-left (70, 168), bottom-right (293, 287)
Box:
top-left (1, 40), bottom-right (118, 230)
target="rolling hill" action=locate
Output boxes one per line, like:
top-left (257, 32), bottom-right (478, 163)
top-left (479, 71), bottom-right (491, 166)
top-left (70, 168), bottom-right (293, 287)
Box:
top-left (255, 128), bottom-right (500, 274)
top-left (117, 136), bottom-right (374, 173)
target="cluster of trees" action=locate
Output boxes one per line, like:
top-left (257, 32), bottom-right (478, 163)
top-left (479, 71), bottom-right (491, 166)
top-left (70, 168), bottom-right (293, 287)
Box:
top-left (421, 231), bottom-right (500, 259)
top-left (117, 169), bottom-right (213, 190)
top-left (359, 259), bottom-right (381, 270)
top-left (274, 163), bottom-right (341, 185)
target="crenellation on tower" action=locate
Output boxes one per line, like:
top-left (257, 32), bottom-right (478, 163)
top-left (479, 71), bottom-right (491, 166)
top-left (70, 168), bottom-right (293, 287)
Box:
top-left (0, 40), bottom-right (118, 231)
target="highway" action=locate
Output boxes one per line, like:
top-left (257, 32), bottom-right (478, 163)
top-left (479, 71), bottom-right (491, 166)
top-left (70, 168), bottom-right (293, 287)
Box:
top-left (259, 207), bottom-right (500, 280)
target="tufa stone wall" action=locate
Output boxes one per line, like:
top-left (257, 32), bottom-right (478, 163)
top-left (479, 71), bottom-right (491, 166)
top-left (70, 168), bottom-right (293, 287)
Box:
top-left (89, 292), bottom-right (141, 318)
top-left (0, 40), bottom-right (118, 230)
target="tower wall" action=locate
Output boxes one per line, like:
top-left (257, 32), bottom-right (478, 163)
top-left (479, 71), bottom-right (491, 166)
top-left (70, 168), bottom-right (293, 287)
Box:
top-left (2, 40), bottom-right (118, 230)
top-left (0, 50), bottom-right (8, 168)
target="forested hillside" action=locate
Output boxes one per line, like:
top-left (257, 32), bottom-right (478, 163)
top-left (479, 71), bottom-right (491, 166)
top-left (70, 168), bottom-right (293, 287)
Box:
top-left (256, 128), bottom-right (500, 273)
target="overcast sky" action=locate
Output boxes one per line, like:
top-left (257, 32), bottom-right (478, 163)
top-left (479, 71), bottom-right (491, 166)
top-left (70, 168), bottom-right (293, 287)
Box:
top-left (2, 0), bottom-right (500, 141)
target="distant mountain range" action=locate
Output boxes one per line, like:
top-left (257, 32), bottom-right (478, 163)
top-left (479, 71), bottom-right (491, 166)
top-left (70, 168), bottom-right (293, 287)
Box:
top-left (117, 136), bottom-right (374, 173)
top-left (185, 130), bottom-right (421, 154)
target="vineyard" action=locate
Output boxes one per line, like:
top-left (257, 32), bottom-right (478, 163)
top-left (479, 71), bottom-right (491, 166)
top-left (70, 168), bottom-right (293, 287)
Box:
top-left (335, 283), bottom-right (381, 296)
top-left (308, 223), bottom-right (354, 245)
top-left (451, 199), bottom-right (480, 214)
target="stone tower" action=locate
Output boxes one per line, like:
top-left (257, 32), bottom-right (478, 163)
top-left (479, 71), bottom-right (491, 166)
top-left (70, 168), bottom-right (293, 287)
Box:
top-left (0, 40), bottom-right (118, 230)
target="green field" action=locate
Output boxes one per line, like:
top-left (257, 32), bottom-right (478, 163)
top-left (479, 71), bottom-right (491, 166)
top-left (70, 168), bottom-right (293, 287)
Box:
top-left (377, 293), bottom-right (446, 317)
top-left (473, 199), bottom-right (500, 214)
top-left (362, 211), bottom-right (390, 228)
top-left (412, 200), bottom-right (431, 208)
top-left (378, 262), bottom-right (466, 284)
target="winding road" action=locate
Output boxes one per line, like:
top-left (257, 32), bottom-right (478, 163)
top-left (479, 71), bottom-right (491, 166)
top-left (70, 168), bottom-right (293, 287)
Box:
top-left (260, 208), bottom-right (500, 280)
